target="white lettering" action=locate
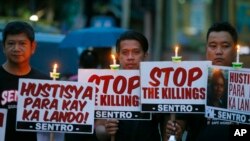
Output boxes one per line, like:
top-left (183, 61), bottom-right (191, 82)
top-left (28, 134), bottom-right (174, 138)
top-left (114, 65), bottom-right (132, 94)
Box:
top-left (157, 104), bottom-right (193, 112)
top-left (234, 129), bottom-right (247, 136)
top-left (95, 111), bottom-right (132, 119)
top-left (35, 123), bottom-right (74, 131)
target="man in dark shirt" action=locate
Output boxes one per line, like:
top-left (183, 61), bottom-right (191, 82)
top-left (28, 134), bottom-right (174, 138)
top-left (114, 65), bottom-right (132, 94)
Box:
top-left (186, 21), bottom-right (238, 141)
top-left (0, 21), bottom-right (49, 141)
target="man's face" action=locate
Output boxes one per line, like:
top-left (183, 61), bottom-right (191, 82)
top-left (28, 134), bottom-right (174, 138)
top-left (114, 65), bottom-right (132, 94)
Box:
top-left (117, 40), bottom-right (147, 70)
top-left (206, 31), bottom-right (236, 66)
top-left (3, 33), bottom-right (36, 65)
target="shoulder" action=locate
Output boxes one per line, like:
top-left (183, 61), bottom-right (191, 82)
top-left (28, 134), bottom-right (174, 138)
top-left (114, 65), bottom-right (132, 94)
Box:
top-left (0, 65), bottom-right (13, 79)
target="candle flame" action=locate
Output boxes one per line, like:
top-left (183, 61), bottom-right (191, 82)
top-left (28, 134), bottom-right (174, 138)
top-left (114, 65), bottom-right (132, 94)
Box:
top-left (237, 44), bottom-right (240, 52)
top-left (53, 63), bottom-right (58, 73)
top-left (175, 46), bottom-right (179, 57)
top-left (111, 54), bottom-right (116, 65)
top-left (54, 63), bottom-right (58, 69)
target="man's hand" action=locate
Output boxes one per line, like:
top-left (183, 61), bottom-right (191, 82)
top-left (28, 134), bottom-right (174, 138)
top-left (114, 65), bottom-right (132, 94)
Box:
top-left (105, 119), bottom-right (119, 135)
top-left (165, 120), bottom-right (185, 140)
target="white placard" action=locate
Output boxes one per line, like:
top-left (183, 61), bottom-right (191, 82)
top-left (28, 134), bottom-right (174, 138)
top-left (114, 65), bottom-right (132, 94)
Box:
top-left (78, 69), bottom-right (151, 120)
top-left (205, 66), bottom-right (250, 124)
top-left (16, 79), bottom-right (95, 133)
top-left (140, 61), bottom-right (211, 113)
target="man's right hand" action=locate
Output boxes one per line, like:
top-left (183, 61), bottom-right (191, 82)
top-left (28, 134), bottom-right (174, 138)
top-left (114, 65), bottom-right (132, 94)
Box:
top-left (105, 119), bottom-right (119, 135)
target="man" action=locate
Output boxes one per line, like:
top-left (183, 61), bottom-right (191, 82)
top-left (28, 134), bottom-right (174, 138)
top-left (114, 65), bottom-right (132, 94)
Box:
top-left (0, 21), bottom-right (50, 141)
top-left (102, 30), bottom-right (161, 141)
top-left (0, 21), bottom-right (65, 141)
top-left (186, 21), bottom-right (238, 141)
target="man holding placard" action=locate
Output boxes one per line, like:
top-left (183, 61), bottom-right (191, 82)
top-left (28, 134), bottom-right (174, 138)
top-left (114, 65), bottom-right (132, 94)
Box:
top-left (103, 30), bottom-right (161, 141)
top-left (186, 22), bottom-right (240, 141)
top-left (0, 21), bottom-right (49, 141)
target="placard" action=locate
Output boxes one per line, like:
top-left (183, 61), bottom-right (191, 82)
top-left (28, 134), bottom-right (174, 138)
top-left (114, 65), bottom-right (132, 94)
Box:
top-left (78, 69), bottom-right (151, 120)
top-left (205, 66), bottom-right (250, 124)
top-left (140, 61), bottom-right (211, 113)
top-left (16, 79), bottom-right (95, 133)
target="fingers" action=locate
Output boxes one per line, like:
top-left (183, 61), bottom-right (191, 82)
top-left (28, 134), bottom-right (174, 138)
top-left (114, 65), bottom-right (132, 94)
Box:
top-left (165, 120), bottom-right (183, 140)
top-left (166, 120), bottom-right (176, 133)
top-left (105, 119), bottom-right (119, 135)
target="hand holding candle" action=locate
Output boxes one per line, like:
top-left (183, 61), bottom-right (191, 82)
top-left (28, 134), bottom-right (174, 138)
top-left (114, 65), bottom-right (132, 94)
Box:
top-left (110, 54), bottom-right (120, 70)
top-left (50, 63), bottom-right (60, 80)
top-left (172, 45), bottom-right (182, 62)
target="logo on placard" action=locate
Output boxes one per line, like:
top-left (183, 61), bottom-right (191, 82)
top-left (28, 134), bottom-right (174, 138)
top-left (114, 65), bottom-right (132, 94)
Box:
top-left (206, 107), bottom-right (215, 118)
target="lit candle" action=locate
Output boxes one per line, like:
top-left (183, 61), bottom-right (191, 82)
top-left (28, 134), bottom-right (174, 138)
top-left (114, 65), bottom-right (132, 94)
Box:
top-left (175, 46), bottom-right (179, 57)
top-left (111, 54), bottom-right (116, 65)
top-left (232, 44), bottom-right (243, 69)
top-left (110, 54), bottom-right (120, 70)
top-left (172, 45), bottom-right (182, 62)
top-left (53, 64), bottom-right (57, 73)
top-left (50, 63), bottom-right (60, 80)
top-left (236, 45), bottom-right (240, 63)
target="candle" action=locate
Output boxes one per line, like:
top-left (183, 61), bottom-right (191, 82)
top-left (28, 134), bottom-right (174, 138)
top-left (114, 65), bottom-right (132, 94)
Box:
top-left (110, 54), bottom-right (120, 70)
top-left (236, 45), bottom-right (240, 63)
top-left (175, 46), bottom-right (179, 57)
top-left (50, 63), bottom-right (60, 80)
top-left (53, 64), bottom-right (57, 73)
top-left (172, 45), bottom-right (182, 62)
top-left (111, 54), bottom-right (116, 65)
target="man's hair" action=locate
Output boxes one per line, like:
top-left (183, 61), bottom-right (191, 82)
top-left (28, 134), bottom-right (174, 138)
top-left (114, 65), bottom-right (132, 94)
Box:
top-left (2, 21), bottom-right (35, 43)
top-left (116, 30), bottom-right (148, 53)
top-left (206, 21), bottom-right (238, 44)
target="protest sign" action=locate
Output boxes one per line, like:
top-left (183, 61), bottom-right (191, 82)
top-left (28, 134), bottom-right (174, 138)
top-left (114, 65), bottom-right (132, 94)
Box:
top-left (0, 108), bottom-right (7, 141)
top-left (205, 66), bottom-right (250, 124)
top-left (16, 79), bottom-right (95, 133)
top-left (140, 61), bottom-right (211, 113)
top-left (78, 69), bottom-right (151, 120)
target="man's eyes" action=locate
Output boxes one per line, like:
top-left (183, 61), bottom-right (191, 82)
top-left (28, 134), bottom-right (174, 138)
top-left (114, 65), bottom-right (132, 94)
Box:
top-left (121, 51), bottom-right (128, 55)
top-left (208, 44), bottom-right (231, 49)
top-left (121, 50), bottom-right (142, 55)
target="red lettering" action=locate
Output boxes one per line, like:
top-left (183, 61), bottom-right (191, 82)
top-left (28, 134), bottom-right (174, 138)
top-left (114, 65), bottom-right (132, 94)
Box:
top-left (173, 67), bottom-right (186, 86)
top-left (128, 76), bottom-right (140, 94)
top-left (149, 67), bottom-right (202, 87)
top-left (24, 97), bottom-right (33, 108)
top-left (188, 67), bottom-right (202, 87)
top-left (43, 111), bottom-right (87, 123)
top-left (161, 67), bottom-right (175, 86)
top-left (113, 76), bottom-right (127, 94)
top-left (149, 67), bottom-right (162, 86)
top-left (22, 109), bottom-right (39, 121)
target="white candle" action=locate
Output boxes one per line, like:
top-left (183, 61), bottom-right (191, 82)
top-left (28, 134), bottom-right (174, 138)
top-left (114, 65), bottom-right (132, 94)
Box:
top-left (111, 55), bottom-right (116, 65)
top-left (50, 63), bottom-right (59, 80)
top-left (236, 45), bottom-right (240, 63)
top-left (175, 46), bottom-right (179, 57)
top-left (53, 64), bottom-right (57, 73)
